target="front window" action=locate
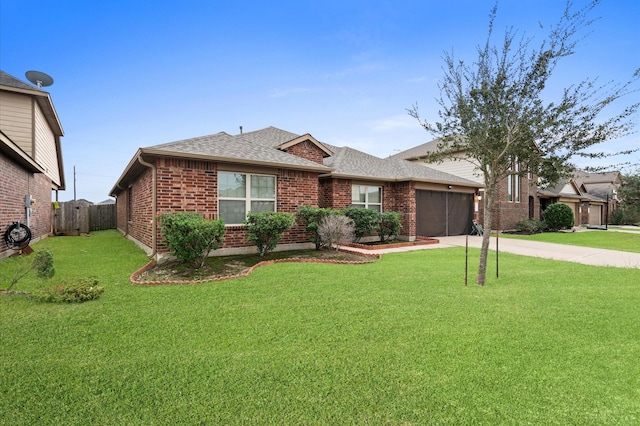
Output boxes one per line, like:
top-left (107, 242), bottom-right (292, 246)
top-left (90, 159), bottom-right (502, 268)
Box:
top-left (508, 159), bottom-right (521, 203)
top-left (219, 172), bottom-right (276, 224)
top-left (352, 185), bottom-right (382, 211)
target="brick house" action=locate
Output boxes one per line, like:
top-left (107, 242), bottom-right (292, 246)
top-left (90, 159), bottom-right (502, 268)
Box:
top-left (0, 71), bottom-right (65, 260)
top-left (110, 127), bottom-right (480, 260)
top-left (390, 139), bottom-right (538, 230)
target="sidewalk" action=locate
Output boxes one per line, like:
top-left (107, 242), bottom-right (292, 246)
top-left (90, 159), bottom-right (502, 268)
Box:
top-left (343, 235), bottom-right (640, 269)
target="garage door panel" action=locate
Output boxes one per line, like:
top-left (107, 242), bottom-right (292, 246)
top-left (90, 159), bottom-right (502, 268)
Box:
top-left (416, 190), bottom-right (473, 237)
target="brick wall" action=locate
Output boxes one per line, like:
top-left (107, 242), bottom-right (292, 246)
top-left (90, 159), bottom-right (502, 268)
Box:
top-left (319, 178), bottom-right (352, 209)
top-left (0, 151), bottom-right (53, 259)
top-left (283, 140), bottom-right (325, 165)
top-left (117, 156), bottom-right (324, 255)
top-left (319, 177), bottom-right (416, 239)
top-left (487, 175), bottom-right (538, 230)
top-left (387, 182), bottom-right (416, 238)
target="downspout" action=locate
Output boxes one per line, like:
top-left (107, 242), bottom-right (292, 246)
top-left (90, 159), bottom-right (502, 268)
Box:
top-left (137, 154), bottom-right (157, 259)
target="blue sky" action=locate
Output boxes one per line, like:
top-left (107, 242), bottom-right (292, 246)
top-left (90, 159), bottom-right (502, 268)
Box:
top-left (1, 0), bottom-right (638, 202)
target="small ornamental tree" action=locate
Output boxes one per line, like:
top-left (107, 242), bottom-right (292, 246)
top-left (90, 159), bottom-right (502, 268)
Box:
top-left (7, 249), bottom-right (55, 291)
top-left (159, 212), bottom-right (226, 268)
top-left (409, 1), bottom-right (639, 284)
top-left (317, 215), bottom-right (355, 250)
top-left (542, 203), bottom-right (575, 231)
top-left (245, 211), bottom-right (295, 257)
top-left (342, 207), bottom-right (380, 243)
top-left (378, 212), bottom-right (402, 242)
top-left (297, 205), bottom-right (341, 249)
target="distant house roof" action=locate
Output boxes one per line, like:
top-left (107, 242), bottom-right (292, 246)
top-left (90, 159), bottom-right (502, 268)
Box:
top-left (389, 137), bottom-right (470, 161)
top-left (0, 71), bottom-right (37, 90)
top-left (324, 144), bottom-right (479, 186)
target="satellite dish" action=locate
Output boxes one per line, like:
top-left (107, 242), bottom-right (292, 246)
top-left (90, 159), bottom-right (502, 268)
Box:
top-left (25, 70), bottom-right (54, 88)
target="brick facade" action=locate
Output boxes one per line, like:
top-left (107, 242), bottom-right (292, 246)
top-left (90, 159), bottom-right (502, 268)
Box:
top-left (282, 140), bottom-right (325, 165)
top-left (318, 177), bottom-right (417, 239)
top-left (115, 155), bottom-right (323, 257)
top-left (480, 175), bottom-right (539, 230)
top-left (0, 151), bottom-right (54, 259)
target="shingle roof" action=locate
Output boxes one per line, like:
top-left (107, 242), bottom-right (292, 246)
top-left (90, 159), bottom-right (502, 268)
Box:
top-left (0, 70), bottom-right (39, 91)
top-left (237, 126), bottom-right (300, 147)
top-left (388, 139), bottom-right (441, 160)
top-left (324, 144), bottom-right (480, 186)
top-left (141, 126), bottom-right (480, 187)
top-left (146, 130), bottom-right (331, 171)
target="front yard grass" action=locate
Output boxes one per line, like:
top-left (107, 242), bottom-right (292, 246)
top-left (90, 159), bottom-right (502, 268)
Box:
top-left (500, 228), bottom-right (640, 253)
top-left (1, 230), bottom-right (639, 425)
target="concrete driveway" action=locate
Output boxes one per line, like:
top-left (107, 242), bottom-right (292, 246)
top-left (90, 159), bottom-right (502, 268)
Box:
top-left (345, 234), bottom-right (640, 269)
top-left (431, 235), bottom-right (640, 269)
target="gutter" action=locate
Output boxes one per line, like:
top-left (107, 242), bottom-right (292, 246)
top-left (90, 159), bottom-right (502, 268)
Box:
top-left (137, 154), bottom-right (157, 259)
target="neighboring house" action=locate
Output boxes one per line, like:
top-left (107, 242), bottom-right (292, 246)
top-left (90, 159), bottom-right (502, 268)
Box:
top-left (539, 171), bottom-right (621, 227)
top-left (390, 139), bottom-right (539, 230)
top-left (0, 70), bottom-right (65, 259)
top-left (110, 126), bottom-right (481, 260)
top-left (392, 138), bottom-right (621, 229)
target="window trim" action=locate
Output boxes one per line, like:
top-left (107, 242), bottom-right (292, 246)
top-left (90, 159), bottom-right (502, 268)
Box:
top-left (508, 159), bottom-right (521, 203)
top-left (218, 171), bottom-right (277, 225)
top-left (351, 184), bottom-right (383, 211)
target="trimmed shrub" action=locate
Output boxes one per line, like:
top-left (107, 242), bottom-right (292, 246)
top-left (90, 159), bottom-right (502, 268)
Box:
top-left (245, 211), bottom-right (296, 257)
top-left (515, 219), bottom-right (545, 234)
top-left (159, 212), bottom-right (226, 268)
top-left (297, 205), bottom-right (341, 249)
top-left (610, 208), bottom-right (625, 225)
top-left (378, 212), bottom-right (402, 242)
top-left (343, 207), bottom-right (380, 243)
top-left (542, 203), bottom-right (575, 231)
top-left (34, 277), bottom-right (104, 303)
top-left (318, 215), bottom-right (355, 250)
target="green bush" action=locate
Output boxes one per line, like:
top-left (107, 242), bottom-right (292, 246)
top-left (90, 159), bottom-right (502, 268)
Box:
top-left (245, 211), bottom-right (296, 257)
top-left (378, 212), bottom-right (403, 242)
top-left (159, 212), bottom-right (226, 269)
top-left (515, 219), bottom-right (545, 234)
top-left (33, 277), bottom-right (104, 303)
top-left (343, 207), bottom-right (380, 242)
top-left (542, 203), bottom-right (575, 231)
top-left (297, 205), bottom-right (341, 249)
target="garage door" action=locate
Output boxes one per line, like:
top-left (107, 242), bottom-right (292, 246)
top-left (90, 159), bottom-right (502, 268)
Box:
top-left (589, 205), bottom-right (602, 225)
top-left (416, 190), bottom-right (473, 237)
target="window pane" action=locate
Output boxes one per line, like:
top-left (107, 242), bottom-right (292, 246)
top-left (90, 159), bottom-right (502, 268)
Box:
top-left (219, 172), bottom-right (246, 198)
top-left (219, 200), bottom-right (246, 224)
top-left (352, 185), bottom-right (366, 203)
top-left (250, 201), bottom-right (275, 213)
top-left (368, 205), bottom-right (381, 212)
top-left (251, 175), bottom-right (275, 199)
top-left (368, 187), bottom-right (381, 204)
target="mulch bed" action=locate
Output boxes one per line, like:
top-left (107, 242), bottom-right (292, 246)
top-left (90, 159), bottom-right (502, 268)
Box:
top-left (344, 236), bottom-right (439, 250)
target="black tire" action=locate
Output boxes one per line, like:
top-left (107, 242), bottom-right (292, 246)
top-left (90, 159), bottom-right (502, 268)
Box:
top-left (4, 222), bottom-right (32, 250)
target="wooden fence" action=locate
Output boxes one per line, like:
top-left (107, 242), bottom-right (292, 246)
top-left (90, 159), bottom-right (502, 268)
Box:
top-left (53, 202), bottom-right (116, 235)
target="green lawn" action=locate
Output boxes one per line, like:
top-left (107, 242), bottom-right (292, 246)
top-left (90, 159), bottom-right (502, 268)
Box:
top-left (1, 230), bottom-right (639, 425)
top-left (500, 228), bottom-right (640, 253)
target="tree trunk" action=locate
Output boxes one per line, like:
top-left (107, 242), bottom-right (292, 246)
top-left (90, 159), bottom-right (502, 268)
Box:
top-left (477, 182), bottom-right (496, 285)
